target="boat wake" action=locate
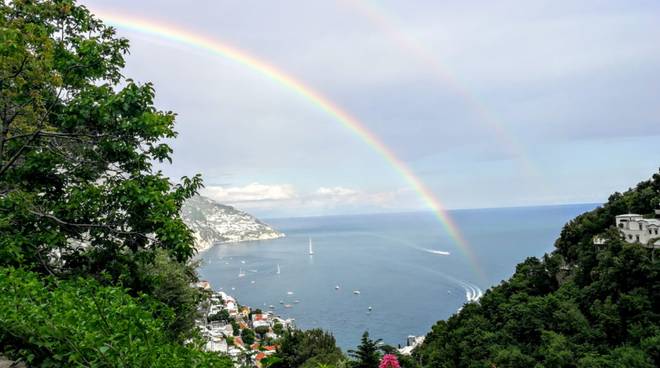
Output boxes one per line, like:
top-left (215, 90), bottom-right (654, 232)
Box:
top-left (459, 281), bottom-right (483, 302)
top-left (421, 248), bottom-right (451, 256)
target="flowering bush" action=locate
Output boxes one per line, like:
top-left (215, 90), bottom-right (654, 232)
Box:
top-left (379, 354), bottom-right (401, 368)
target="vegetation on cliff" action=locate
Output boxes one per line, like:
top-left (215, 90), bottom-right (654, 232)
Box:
top-left (413, 171), bottom-right (660, 367)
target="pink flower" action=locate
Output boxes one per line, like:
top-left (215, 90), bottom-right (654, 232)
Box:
top-left (379, 354), bottom-right (400, 368)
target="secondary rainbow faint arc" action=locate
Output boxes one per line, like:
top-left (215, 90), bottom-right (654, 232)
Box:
top-left (97, 11), bottom-right (485, 281)
top-left (340, 0), bottom-right (540, 180)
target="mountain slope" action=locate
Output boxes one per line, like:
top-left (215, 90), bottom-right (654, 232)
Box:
top-left (413, 171), bottom-right (660, 368)
top-left (181, 195), bottom-right (284, 252)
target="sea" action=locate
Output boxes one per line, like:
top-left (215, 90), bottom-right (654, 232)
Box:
top-left (197, 203), bottom-right (598, 350)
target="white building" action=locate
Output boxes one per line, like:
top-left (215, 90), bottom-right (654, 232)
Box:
top-left (398, 335), bottom-right (425, 356)
top-left (616, 214), bottom-right (660, 247)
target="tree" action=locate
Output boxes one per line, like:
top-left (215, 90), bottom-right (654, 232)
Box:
top-left (255, 325), bottom-right (270, 339)
top-left (209, 309), bottom-right (230, 323)
top-left (241, 328), bottom-right (256, 346)
top-left (349, 331), bottom-right (382, 368)
top-left (274, 328), bottom-right (344, 368)
top-left (0, 0), bottom-right (202, 289)
top-left (273, 322), bottom-right (284, 335)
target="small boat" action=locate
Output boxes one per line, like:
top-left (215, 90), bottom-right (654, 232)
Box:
top-left (353, 290), bottom-right (361, 295)
top-left (231, 287), bottom-right (236, 291)
top-left (308, 237), bottom-right (314, 255)
top-left (241, 260), bottom-right (246, 264)
top-left (276, 264), bottom-right (281, 274)
top-left (238, 268), bottom-right (246, 278)
top-left (335, 285), bottom-right (340, 290)
top-left (293, 300), bottom-right (300, 304)
top-left (250, 280), bottom-right (256, 284)
top-left (284, 304), bottom-right (293, 308)
top-left (279, 300), bottom-right (284, 304)
top-left (269, 305), bottom-right (275, 309)
top-left (287, 291), bottom-right (294, 295)
top-left (368, 306), bottom-right (372, 311)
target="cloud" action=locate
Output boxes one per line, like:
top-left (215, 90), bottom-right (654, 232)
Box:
top-left (202, 183), bottom-right (296, 203)
top-left (201, 183), bottom-right (420, 217)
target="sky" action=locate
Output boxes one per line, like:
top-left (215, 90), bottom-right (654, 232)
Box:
top-left (82, 0), bottom-right (660, 218)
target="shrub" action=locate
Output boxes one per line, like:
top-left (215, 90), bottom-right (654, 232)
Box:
top-left (0, 267), bottom-right (232, 367)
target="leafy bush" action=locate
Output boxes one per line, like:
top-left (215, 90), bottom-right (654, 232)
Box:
top-left (0, 267), bottom-right (232, 367)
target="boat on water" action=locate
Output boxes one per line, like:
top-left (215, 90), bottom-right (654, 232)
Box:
top-left (293, 300), bottom-right (300, 304)
top-left (284, 304), bottom-right (293, 308)
top-left (335, 285), bottom-right (340, 290)
top-left (276, 264), bottom-right (281, 274)
top-left (368, 306), bottom-right (372, 311)
top-left (353, 290), bottom-right (361, 295)
top-left (279, 300), bottom-right (284, 304)
top-left (287, 291), bottom-right (294, 295)
top-left (269, 305), bottom-right (275, 309)
top-left (308, 237), bottom-right (314, 255)
top-left (238, 268), bottom-right (246, 278)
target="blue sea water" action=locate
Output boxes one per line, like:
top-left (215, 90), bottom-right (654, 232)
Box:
top-left (197, 203), bottom-right (597, 350)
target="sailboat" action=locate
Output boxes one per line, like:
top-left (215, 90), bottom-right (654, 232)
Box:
top-left (238, 268), bottom-right (246, 278)
top-left (276, 264), bottom-right (281, 274)
top-left (308, 237), bottom-right (314, 255)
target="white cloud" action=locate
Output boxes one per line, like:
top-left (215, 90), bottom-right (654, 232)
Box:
top-left (315, 186), bottom-right (358, 197)
top-left (202, 183), bottom-right (296, 203)
top-left (201, 183), bottom-right (421, 217)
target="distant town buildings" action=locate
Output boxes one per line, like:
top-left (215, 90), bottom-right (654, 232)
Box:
top-left (193, 281), bottom-right (295, 366)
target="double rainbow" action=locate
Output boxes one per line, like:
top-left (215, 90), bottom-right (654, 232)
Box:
top-left (97, 11), bottom-right (484, 281)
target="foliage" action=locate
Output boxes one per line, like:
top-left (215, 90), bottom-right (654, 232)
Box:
top-left (273, 322), bottom-right (284, 335)
top-left (209, 309), bottom-right (231, 323)
top-left (0, 267), bottom-right (232, 367)
top-left (137, 249), bottom-right (206, 340)
top-left (241, 328), bottom-right (256, 346)
top-left (0, 0), bottom-right (217, 363)
top-left (414, 170), bottom-right (660, 367)
top-left (0, 0), bottom-right (202, 285)
top-left (232, 320), bottom-right (241, 336)
top-left (255, 325), bottom-right (271, 338)
top-left (271, 328), bottom-right (345, 368)
top-left (349, 331), bottom-right (382, 368)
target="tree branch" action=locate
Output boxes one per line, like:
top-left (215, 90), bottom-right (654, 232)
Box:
top-left (28, 209), bottom-right (155, 242)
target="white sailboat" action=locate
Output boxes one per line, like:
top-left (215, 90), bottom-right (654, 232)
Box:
top-left (238, 268), bottom-right (245, 278)
top-left (308, 237), bottom-right (314, 255)
top-left (276, 264), bottom-right (281, 274)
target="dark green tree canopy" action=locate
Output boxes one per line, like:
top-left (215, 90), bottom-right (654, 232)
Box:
top-left (0, 0), bottom-right (202, 287)
top-left (349, 331), bottom-right (383, 368)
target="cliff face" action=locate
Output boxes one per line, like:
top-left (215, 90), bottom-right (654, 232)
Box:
top-left (181, 195), bottom-right (284, 252)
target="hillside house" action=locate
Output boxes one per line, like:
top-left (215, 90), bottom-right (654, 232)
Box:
top-left (616, 214), bottom-right (660, 247)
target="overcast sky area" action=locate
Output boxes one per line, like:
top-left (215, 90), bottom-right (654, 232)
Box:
top-left (83, 0), bottom-right (660, 218)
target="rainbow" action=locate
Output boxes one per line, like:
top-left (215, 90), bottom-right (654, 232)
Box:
top-left (339, 0), bottom-right (541, 180)
top-left (95, 10), bottom-right (485, 281)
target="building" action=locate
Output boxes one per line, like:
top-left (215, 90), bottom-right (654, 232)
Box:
top-left (616, 214), bottom-right (660, 247)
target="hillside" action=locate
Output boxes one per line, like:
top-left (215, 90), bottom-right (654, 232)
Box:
top-left (413, 171), bottom-right (660, 367)
top-left (181, 195), bottom-right (284, 252)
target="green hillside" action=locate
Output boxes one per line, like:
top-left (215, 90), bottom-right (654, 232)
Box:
top-left (413, 170), bottom-right (660, 367)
